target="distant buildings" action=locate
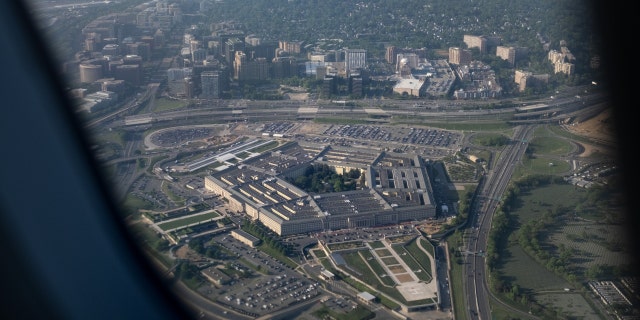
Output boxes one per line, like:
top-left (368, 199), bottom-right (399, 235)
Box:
top-left (453, 61), bottom-right (502, 99)
top-left (463, 34), bottom-right (502, 54)
top-left (548, 44), bottom-right (575, 76)
top-left (393, 79), bottom-right (425, 97)
top-left (514, 70), bottom-right (549, 92)
top-left (495, 46), bottom-right (528, 67)
top-left (448, 47), bottom-right (472, 66)
top-left (68, 3), bottom-right (584, 107)
top-left (201, 71), bottom-right (222, 98)
top-left (344, 49), bottom-right (367, 73)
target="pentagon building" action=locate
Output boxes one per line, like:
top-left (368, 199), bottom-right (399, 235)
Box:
top-left (205, 141), bottom-right (437, 236)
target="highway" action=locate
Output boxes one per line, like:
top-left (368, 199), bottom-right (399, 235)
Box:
top-left (463, 124), bottom-right (537, 320)
top-left (83, 84), bottom-right (604, 132)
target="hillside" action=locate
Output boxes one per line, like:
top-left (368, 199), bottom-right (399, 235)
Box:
top-left (564, 107), bottom-right (617, 157)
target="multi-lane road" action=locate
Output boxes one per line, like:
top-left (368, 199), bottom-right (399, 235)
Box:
top-left (463, 125), bottom-right (537, 320)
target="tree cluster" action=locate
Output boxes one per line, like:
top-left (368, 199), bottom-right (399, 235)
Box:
top-left (289, 164), bottom-right (361, 193)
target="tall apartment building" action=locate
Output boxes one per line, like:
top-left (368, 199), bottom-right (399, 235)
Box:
top-left (496, 46), bottom-right (516, 66)
top-left (463, 35), bottom-right (501, 54)
top-left (448, 47), bottom-right (472, 65)
top-left (548, 47), bottom-right (575, 76)
top-left (514, 69), bottom-right (549, 92)
top-left (386, 45), bottom-right (398, 64)
top-left (496, 46), bottom-right (528, 67)
top-left (344, 49), bottom-right (366, 73)
top-left (514, 70), bottom-right (530, 86)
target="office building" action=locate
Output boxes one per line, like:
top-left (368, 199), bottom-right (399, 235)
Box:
top-left (204, 143), bottom-right (436, 236)
top-left (344, 49), bottom-right (366, 72)
top-left (200, 71), bottom-right (222, 99)
top-left (79, 63), bottom-right (103, 83)
top-left (278, 40), bottom-right (303, 54)
top-left (114, 64), bottom-right (141, 86)
top-left (272, 56), bottom-right (297, 79)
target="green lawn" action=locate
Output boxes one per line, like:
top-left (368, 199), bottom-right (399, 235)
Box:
top-left (157, 211), bottom-right (220, 231)
top-left (151, 97), bottom-right (189, 112)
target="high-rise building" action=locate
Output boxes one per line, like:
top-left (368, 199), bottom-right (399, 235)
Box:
top-left (224, 37), bottom-right (244, 65)
top-left (167, 67), bottom-right (192, 82)
top-left (247, 41), bottom-right (277, 61)
top-left (191, 48), bottom-right (207, 64)
top-left (247, 57), bottom-right (269, 81)
top-left (448, 47), bottom-right (472, 65)
top-left (245, 35), bottom-right (261, 46)
top-left (321, 76), bottom-right (336, 97)
top-left (548, 48), bottom-right (575, 76)
top-left (114, 64), bottom-right (141, 86)
top-left (123, 55), bottom-right (143, 67)
top-left (278, 40), bottom-right (303, 54)
top-left (233, 51), bottom-right (247, 80)
top-left (496, 46), bottom-right (516, 66)
top-left (463, 35), bottom-right (501, 54)
top-left (396, 53), bottom-right (419, 71)
top-left (127, 42), bottom-right (151, 61)
top-left (184, 76), bottom-right (194, 98)
top-left (101, 79), bottom-right (126, 94)
top-left (315, 65), bottom-right (327, 80)
top-left (350, 77), bottom-right (363, 97)
top-left (344, 49), bottom-right (366, 72)
top-left (272, 57), bottom-right (297, 79)
top-left (496, 46), bottom-right (527, 67)
top-left (200, 71), bottom-right (221, 99)
top-left (79, 64), bottom-right (103, 83)
top-left (102, 44), bottom-right (120, 56)
top-left (386, 46), bottom-right (398, 64)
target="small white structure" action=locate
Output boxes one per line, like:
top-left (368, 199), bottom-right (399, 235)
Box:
top-left (357, 291), bottom-right (376, 303)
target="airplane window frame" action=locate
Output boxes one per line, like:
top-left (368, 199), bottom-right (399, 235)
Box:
top-left (0, 2), bottom-right (196, 319)
top-left (4, 1), bottom-right (637, 319)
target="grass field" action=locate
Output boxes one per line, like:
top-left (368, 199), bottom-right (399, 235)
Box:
top-left (157, 211), bottom-right (220, 231)
top-left (327, 237), bottom-right (437, 308)
top-left (499, 245), bottom-right (570, 293)
top-left (151, 97), bottom-right (189, 113)
top-left (549, 221), bottom-right (632, 273)
top-left (534, 292), bottom-right (601, 320)
top-left (493, 181), bottom-right (631, 318)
